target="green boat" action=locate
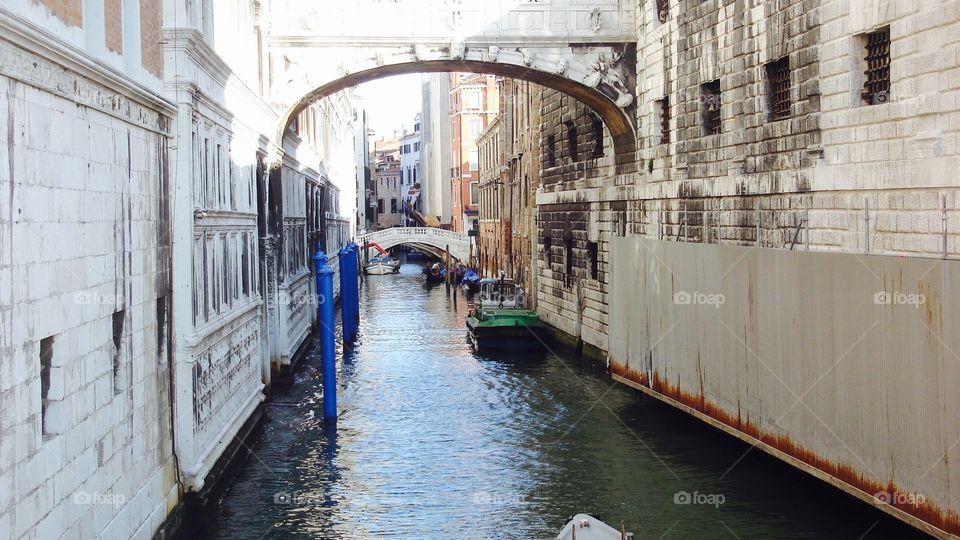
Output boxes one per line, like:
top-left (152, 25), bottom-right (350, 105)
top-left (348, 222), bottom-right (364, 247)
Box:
top-left (466, 277), bottom-right (547, 350)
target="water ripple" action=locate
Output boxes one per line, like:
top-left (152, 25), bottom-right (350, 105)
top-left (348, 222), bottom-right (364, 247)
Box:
top-left (193, 264), bottom-right (929, 540)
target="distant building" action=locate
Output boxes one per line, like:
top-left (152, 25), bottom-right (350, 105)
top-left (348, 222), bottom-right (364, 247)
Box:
top-left (475, 79), bottom-right (542, 299)
top-left (372, 133), bottom-right (403, 229)
top-left (421, 74), bottom-right (452, 226)
top-left (399, 115), bottom-right (423, 226)
top-left (374, 159), bottom-right (402, 229)
top-left (449, 73), bottom-right (499, 234)
top-left (353, 103), bottom-right (373, 234)
top-left (477, 116), bottom-right (502, 276)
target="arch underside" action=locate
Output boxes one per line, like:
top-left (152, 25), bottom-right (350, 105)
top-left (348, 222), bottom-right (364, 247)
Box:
top-left (279, 59), bottom-right (637, 160)
top-left (373, 240), bottom-right (465, 263)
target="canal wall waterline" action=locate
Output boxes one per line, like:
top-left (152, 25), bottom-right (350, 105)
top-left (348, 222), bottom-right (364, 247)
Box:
top-left (539, 237), bottom-right (960, 538)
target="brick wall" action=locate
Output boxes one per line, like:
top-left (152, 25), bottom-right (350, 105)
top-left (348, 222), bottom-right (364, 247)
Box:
top-left (104, 0), bottom-right (123, 54)
top-left (34, 0), bottom-right (82, 27)
top-left (140, 0), bottom-right (164, 77)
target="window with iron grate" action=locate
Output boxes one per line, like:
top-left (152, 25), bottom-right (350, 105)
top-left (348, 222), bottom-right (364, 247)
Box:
top-left (565, 121), bottom-right (578, 162)
top-left (701, 80), bottom-right (722, 136)
top-left (656, 97), bottom-right (670, 144)
top-left (587, 241), bottom-right (599, 279)
top-left (656, 0), bottom-right (668, 23)
top-left (862, 28), bottom-right (891, 105)
top-left (590, 114), bottom-right (604, 158)
top-left (766, 57), bottom-right (791, 121)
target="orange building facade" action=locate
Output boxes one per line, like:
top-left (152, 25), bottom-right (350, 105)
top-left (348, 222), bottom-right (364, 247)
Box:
top-left (449, 73), bottom-right (499, 234)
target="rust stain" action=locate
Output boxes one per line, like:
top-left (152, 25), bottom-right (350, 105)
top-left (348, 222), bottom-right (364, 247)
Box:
top-left (609, 360), bottom-right (960, 536)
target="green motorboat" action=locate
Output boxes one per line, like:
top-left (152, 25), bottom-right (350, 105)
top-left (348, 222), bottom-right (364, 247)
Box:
top-left (466, 277), bottom-right (547, 350)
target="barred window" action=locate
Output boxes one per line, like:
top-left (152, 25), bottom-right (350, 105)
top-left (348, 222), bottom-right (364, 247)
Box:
top-left (766, 57), bottom-right (791, 120)
top-left (862, 28), bottom-right (891, 105)
top-left (656, 97), bottom-right (670, 144)
top-left (590, 114), bottom-right (604, 158)
top-left (701, 80), bottom-right (722, 136)
top-left (656, 0), bottom-right (668, 23)
top-left (565, 121), bottom-right (578, 162)
top-left (587, 241), bottom-right (599, 279)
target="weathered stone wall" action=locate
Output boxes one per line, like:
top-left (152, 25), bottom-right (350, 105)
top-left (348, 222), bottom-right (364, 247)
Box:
top-left (536, 87), bottom-right (616, 349)
top-left (536, 0), bottom-right (960, 360)
top-left (539, 88), bottom-right (616, 191)
top-left (640, 0), bottom-right (822, 190)
top-left (536, 202), bottom-right (612, 348)
top-left (0, 36), bottom-right (177, 539)
top-left (507, 80), bottom-right (542, 299)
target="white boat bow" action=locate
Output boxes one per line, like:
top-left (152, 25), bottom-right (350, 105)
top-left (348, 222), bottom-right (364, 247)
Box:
top-left (556, 514), bottom-right (631, 540)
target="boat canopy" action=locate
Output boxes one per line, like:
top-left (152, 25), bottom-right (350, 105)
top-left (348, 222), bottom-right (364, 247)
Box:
top-left (477, 279), bottom-right (525, 309)
top-left (478, 278), bottom-right (505, 285)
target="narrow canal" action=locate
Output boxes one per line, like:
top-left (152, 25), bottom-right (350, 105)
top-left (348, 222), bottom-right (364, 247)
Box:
top-left (193, 263), bottom-right (928, 539)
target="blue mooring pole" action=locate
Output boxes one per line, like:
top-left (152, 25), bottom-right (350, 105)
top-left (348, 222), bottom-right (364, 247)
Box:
top-left (347, 243), bottom-right (359, 340)
top-left (350, 242), bottom-right (361, 331)
top-left (313, 248), bottom-right (337, 420)
top-left (338, 246), bottom-right (352, 345)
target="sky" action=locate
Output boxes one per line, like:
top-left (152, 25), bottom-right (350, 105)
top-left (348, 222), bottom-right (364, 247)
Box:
top-left (354, 73), bottom-right (424, 138)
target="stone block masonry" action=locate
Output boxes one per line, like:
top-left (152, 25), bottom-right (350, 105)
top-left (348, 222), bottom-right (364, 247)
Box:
top-left (0, 33), bottom-right (177, 540)
top-left (531, 0), bottom-right (960, 536)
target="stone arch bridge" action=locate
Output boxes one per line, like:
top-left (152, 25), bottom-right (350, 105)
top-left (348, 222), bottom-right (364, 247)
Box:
top-left (267, 0), bottom-right (638, 165)
top-left (359, 228), bottom-right (471, 263)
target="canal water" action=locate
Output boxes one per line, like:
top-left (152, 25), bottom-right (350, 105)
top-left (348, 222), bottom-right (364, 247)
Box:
top-left (193, 263), bottom-right (928, 539)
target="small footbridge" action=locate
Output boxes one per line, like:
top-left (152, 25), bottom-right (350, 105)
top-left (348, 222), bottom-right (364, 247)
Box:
top-left (358, 227), bottom-right (470, 262)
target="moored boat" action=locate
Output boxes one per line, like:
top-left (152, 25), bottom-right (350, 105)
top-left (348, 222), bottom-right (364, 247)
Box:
top-left (465, 277), bottom-right (546, 349)
top-left (423, 262), bottom-right (447, 284)
top-left (460, 268), bottom-right (480, 294)
top-left (556, 514), bottom-right (632, 540)
top-left (364, 256), bottom-right (400, 275)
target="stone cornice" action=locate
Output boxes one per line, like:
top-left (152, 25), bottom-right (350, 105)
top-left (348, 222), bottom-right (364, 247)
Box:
top-left (163, 28), bottom-right (281, 137)
top-left (0, 8), bottom-right (175, 116)
top-left (163, 28), bottom-right (232, 87)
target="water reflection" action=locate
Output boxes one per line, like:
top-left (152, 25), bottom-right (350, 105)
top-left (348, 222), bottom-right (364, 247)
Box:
top-left (193, 263), bottom-right (929, 539)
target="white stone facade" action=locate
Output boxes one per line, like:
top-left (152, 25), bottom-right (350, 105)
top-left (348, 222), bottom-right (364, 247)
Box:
top-left (421, 74), bottom-right (453, 225)
top-left (0, 5), bottom-right (176, 539)
top-left (399, 118), bottom-right (422, 227)
top-left (0, 1), bottom-right (361, 538)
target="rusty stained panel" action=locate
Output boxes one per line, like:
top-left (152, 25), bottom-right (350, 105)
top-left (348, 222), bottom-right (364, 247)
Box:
top-left (609, 361), bottom-right (960, 537)
top-left (606, 237), bottom-right (960, 538)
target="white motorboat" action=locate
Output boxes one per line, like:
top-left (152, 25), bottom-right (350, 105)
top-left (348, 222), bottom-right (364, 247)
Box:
top-left (556, 514), bottom-right (632, 540)
top-left (364, 256), bottom-right (400, 275)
